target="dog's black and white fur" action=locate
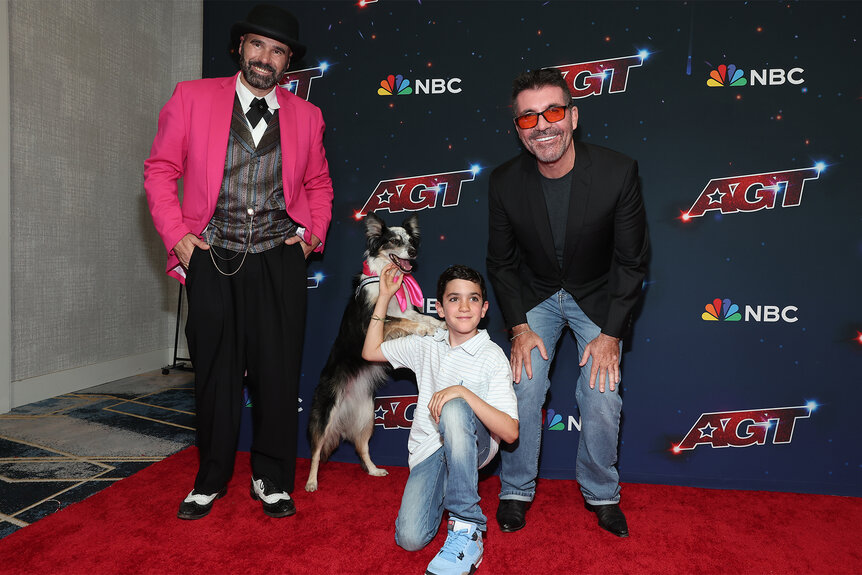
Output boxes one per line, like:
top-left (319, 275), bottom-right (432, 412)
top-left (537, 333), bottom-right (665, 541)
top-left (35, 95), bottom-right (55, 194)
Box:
top-left (305, 213), bottom-right (443, 492)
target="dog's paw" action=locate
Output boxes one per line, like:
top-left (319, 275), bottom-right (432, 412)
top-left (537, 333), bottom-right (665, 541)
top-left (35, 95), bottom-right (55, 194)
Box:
top-left (304, 480), bottom-right (318, 492)
top-left (415, 322), bottom-right (440, 337)
top-left (367, 467), bottom-right (388, 477)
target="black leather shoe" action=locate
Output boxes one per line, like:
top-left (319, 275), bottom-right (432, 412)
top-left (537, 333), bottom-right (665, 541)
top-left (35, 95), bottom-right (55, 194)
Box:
top-left (496, 499), bottom-right (531, 532)
top-left (584, 502), bottom-right (629, 537)
top-left (177, 488), bottom-right (226, 520)
top-left (250, 477), bottom-right (296, 518)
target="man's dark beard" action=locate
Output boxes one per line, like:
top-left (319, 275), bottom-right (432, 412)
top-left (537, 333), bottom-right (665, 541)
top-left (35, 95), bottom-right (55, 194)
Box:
top-left (240, 54), bottom-right (284, 91)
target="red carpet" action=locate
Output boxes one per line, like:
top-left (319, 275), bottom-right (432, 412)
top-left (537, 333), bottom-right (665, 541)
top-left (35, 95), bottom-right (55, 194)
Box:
top-left (2, 447), bottom-right (860, 574)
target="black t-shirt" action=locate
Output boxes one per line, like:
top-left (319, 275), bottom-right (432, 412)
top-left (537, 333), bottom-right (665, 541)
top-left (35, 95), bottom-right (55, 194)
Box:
top-left (540, 168), bottom-right (573, 269)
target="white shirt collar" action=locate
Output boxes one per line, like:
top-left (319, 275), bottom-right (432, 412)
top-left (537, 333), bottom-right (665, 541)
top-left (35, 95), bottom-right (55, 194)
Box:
top-left (235, 74), bottom-right (281, 112)
top-left (432, 328), bottom-right (489, 356)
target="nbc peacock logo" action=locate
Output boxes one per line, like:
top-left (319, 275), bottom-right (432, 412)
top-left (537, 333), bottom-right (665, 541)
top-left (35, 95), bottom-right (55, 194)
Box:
top-left (543, 408), bottom-right (582, 432)
top-left (546, 408), bottom-right (565, 431)
top-left (707, 64), bottom-right (747, 87)
top-left (702, 298), bottom-right (742, 322)
top-left (378, 74), bottom-right (413, 96)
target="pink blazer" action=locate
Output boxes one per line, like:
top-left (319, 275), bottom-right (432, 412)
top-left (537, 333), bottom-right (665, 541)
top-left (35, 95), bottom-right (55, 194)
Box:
top-left (144, 73), bottom-right (333, 283)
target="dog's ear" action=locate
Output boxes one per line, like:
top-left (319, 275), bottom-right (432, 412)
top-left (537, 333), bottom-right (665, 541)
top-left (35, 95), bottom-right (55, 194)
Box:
top-left (402, 214), bottom-right (421, 246)
top-left (364, 213), bottom-right (385, 238)
top-left (364, 213), bottom-right (388, 255)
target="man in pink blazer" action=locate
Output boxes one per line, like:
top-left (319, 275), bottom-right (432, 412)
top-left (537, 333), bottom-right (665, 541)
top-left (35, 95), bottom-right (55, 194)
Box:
top-left (144, 4), bottom-right (333, 521)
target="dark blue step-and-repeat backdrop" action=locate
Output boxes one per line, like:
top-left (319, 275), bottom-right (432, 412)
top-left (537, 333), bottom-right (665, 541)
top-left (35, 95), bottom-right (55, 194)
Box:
top-left (200, 1), bottom-right (861, 496)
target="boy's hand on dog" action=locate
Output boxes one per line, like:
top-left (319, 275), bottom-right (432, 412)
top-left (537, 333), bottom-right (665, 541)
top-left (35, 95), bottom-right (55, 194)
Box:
top-left (378, 263), bottom-right (405, 300)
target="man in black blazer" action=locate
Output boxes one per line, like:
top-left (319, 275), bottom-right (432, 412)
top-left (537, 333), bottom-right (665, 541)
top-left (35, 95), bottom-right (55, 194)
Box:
top-left (487, 68), bottom-right (648, 538)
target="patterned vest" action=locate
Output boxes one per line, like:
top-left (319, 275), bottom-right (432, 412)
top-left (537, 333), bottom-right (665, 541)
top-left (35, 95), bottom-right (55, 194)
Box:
top-left (204, 95), bottom-right (297, 253)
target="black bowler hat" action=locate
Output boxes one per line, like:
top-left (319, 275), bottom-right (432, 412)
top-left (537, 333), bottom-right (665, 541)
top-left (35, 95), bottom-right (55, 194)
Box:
top-left (231, 4), bottom-right (307, 60)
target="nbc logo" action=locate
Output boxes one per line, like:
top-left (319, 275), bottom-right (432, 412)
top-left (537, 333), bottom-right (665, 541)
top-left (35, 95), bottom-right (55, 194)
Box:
top-left (702, 298), bottom-right (741, 321)
top-left (377, 73), bottom-right (462, 96)
top-left (707, 64), bottom-right (747, 87)
top-left (701, 298), bottom-right (798, 323)
top-left (378, 74), bottom-right (412, 96)
top-left (706, 61), bottom-right (804, 87)
top-left (546, 409), bottom-right (565, 430)
top-left (545, 408), bottom-right (581, 432)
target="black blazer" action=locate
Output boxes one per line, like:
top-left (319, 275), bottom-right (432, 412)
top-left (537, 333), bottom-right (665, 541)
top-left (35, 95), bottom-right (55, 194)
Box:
top-left (486, 142), bottom-right (649, 338)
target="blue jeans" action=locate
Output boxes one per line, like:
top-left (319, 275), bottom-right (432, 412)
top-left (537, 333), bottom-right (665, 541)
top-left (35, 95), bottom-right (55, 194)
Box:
top-left (499, 290), bottom-right (623, 505)
top-left (395, 398), bottom-right (491, 551)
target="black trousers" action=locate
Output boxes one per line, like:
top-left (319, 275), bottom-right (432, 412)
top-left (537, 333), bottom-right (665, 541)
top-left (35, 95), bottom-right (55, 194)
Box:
top-left (184, 242), bottom-right (307, 494)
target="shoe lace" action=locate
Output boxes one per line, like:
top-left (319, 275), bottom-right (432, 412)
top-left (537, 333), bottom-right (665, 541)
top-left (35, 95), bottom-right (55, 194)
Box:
top-left (437, 529), bottom-right (471, 562)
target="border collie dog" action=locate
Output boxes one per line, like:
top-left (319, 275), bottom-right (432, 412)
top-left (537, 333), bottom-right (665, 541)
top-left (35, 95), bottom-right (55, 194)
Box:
top-left (305, 213), bottom-right (443, 492)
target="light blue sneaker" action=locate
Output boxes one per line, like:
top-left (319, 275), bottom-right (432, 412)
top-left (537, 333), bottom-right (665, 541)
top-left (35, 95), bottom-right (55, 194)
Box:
top-left (425, 519), bottom-right (484, 575)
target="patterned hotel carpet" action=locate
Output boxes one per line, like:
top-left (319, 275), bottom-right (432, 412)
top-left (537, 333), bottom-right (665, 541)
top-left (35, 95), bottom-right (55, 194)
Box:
top-left (0, 370), bottom-right (196, 539)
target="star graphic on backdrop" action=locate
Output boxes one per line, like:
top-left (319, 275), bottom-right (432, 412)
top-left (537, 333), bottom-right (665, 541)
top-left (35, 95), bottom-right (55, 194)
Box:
top-left (698, 422), bottom-right (717, 438)
top-left (375, 405), bottom-right (388, 419)
top-left (376, 190), bottom-right (393, 204)
top-left (707, 189), bottom-right (726, 203)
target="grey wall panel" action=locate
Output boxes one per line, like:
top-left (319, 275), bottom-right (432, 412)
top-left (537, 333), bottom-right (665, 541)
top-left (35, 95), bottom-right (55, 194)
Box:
top-left (9, 0), bottom-right (201, 382)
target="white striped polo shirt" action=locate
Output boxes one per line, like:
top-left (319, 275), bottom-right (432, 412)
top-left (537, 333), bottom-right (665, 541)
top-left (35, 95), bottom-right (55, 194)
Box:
top-left (382, 329), bottom-right (518, 469)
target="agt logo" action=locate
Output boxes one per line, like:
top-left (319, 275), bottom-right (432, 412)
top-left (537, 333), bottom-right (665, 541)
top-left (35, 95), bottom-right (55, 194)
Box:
top-left (672, 403), bottom-right (815, 452)
top-left (378, 73), bottom-right (463, 96)
top-left (544, 408), bottom-right (582, 432)
top-left (374, 395), bottom-right (417, 429)
top-left (553, 52), bottom-right (647, 99)
top-left (357, 166), bottom-right (480, 216)
top-left (278, 65), bottom-right (327, 101)
top-left (702, 298), bottom-right (798, 324)
top-left (682, 165), bottom-right (823, 220)
top-left (307, 271), bottom-right (325, 289)
top-left (707, 63), bottom-right (805, 87)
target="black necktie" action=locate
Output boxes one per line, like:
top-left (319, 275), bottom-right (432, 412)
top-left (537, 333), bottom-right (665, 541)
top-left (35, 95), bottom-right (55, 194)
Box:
top-left (246, 98), bottom-right (272, 128)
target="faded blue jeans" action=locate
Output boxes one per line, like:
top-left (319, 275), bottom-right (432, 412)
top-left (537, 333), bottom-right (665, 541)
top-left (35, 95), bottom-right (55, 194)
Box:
top-left (499, 290), bottom-right (623, 505)
top-left (395, 398), bottom-right (491, 551)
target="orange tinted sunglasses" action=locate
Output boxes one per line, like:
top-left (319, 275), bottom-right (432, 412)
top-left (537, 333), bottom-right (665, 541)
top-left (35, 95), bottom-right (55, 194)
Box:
top-left (514, 105), bottom-right (569, 129)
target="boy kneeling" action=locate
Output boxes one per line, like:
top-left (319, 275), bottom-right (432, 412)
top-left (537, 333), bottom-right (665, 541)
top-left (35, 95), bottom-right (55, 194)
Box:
top-left (363, 264), bottom-right (518, 575)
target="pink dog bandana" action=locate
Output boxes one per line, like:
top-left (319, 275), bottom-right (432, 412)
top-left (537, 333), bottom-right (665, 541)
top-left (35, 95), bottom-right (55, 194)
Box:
top-left (362, 261), bottom-right (424, 312)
